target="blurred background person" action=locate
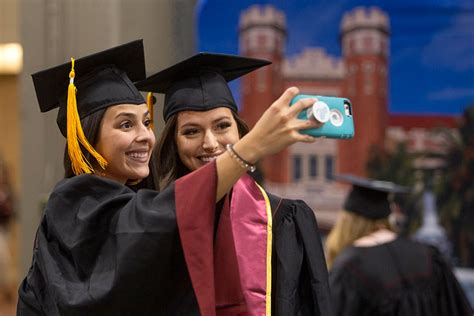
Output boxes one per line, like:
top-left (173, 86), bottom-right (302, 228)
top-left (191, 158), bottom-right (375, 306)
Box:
top-left (325, 175), bottom-right (471, 316)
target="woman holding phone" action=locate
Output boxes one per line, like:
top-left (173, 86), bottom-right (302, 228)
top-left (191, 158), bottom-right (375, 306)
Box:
top-left (137, 52), bottom-right (333, 316)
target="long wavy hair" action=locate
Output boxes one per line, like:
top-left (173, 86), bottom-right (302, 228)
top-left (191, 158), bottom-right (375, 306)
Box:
top-left (154, 110), bottom-right (249, 190)
top-left (325, 210), bottom-right (391, 269)
top-left (63, 108), bottom-right (158, 190)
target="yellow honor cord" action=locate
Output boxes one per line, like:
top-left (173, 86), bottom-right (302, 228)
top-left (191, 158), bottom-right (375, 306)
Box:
top-left (255, 182), bottom-right (273, 316)
top-left (66, 57), bottom-right (108, 175)
top-left (146, 92), bottom-right (154, 129)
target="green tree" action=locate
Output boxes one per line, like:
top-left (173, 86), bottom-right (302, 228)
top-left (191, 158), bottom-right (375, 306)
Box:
top-left (435, 105), bottom-right (474, 266)
top-left (366, 142), bottom-right (417, 187)
top-left (366, 142), bottom-right (421, 234)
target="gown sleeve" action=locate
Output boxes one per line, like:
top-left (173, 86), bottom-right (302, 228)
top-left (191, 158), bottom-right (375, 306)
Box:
top-left (272, 198), bottom-right (333, 316)
top-left (431, 246), bottom-right (472, 315)
top-left (328, 251), bottom-right (362, 316)
top-left (18, 162), bottom-right (217, 316)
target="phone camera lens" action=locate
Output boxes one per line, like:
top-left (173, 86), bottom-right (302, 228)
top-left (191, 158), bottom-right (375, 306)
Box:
top-left (344, 101), bottom-right (352, 116)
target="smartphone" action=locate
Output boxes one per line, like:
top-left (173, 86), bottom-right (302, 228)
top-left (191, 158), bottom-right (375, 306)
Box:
top-left (290, 95), bottom-right (354, 139)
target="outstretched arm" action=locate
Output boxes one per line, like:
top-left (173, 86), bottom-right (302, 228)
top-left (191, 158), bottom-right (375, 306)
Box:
top-left (215, 87), bottom-right (319, 200)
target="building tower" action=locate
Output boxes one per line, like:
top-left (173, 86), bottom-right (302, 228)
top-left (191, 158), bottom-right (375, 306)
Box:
top-left (338, 7), bottom-right (390, 176)
top-left (239, 5), bottom-right (288, 182)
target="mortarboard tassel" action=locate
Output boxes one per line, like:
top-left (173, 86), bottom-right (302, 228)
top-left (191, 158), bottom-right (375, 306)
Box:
top-left (147, 92), bottom-right (154, 129)
top-left (67, 58), bottom-right (108, 175)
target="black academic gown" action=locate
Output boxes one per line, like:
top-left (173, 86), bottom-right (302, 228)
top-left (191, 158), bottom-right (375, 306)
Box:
top-left (269, 194), bottom-right (333, 316)
top-left (17, 163), bottom-right (221, 316)
top-left (329, 237), bottom-right (472, 316)
top-left (18, 161), bottom-right (332, 316)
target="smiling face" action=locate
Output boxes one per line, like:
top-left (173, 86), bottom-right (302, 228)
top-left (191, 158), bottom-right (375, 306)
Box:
top-left (95, 103), bottom-right (155, 183)
top-left (175, 107), bottom-right (240, 171)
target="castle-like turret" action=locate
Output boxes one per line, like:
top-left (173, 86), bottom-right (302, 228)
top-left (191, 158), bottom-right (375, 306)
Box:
top-left (239, 5), bottom-right (289, 182)
top-left (239, 5), bottom-right (286, 126)
top-left (338, 7), bottom-right (390, 177)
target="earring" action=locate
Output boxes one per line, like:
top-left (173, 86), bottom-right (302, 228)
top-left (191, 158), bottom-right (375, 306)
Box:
top-left (95, 167), bottom-right (106, 177)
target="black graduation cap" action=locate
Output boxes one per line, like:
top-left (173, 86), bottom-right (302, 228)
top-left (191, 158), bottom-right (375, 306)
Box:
top-left (135, 52), bottom-right (271, 122)
top-left (336, 174), bottom-right (409, 220)
top-left (32, 39), bottom-right (146, 137)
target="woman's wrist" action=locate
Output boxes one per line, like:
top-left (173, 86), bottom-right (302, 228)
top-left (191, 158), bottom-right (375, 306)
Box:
top-left (225, 144), bottom-right (256, 172)
top-left (233, 135), bottom-right (262, 165)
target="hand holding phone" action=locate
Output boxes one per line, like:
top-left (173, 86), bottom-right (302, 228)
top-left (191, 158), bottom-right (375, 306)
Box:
top-left (290, 95), bottom-right (355, 139)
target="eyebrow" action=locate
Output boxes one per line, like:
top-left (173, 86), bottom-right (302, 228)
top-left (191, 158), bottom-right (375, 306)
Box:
top-left (179, 115), bottom-right (232, 128)
top-left (114, 110), bottom-right (150, 120)
top-left (212, 116), bottom-right (232, 124)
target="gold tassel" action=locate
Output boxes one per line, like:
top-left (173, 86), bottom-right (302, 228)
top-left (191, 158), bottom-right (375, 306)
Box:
top-left (147, 92), bottom-right (154, 129)
top-left (67, 58), bottom-right (108, 175)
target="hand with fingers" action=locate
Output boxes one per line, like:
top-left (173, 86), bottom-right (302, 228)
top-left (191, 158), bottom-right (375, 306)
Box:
top-left (233, 87), bottom-right (321, 164)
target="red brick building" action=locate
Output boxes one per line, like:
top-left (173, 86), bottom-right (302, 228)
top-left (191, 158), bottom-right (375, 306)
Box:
top-left (237, 5), bottom-right (458, 228)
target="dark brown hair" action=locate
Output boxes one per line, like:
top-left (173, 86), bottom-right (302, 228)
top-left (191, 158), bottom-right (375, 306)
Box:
top-left (63, 108), bottom-right (158, 190)
top-left (154, 111), bottom-right (249, 190)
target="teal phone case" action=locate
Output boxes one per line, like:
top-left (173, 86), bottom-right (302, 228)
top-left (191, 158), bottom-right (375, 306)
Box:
top-left (291, 95), bottom-right (355, 139)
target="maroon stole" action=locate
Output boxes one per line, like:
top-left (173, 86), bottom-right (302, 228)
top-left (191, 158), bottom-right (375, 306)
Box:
top-left (176, 163), bottom-right (271, 315)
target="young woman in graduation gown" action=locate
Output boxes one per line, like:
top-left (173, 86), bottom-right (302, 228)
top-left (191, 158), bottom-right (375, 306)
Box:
top-left (325, 175), bottom-right (471, 316)
top-left (17, 42), bottom-right (323, 315)
top-left (136, 53), bottom-right (333, 316)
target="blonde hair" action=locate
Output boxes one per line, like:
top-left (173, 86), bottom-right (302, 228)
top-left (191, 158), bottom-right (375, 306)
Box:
top-left (325, 210), bottom-right (390, 269)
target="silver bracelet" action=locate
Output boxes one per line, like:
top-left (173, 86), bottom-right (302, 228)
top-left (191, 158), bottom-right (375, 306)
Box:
top-left (225, 144), bottom-right (256, 172)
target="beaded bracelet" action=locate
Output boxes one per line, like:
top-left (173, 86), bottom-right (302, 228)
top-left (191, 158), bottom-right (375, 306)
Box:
top-left (225, 144), bottom-right (256, 172)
